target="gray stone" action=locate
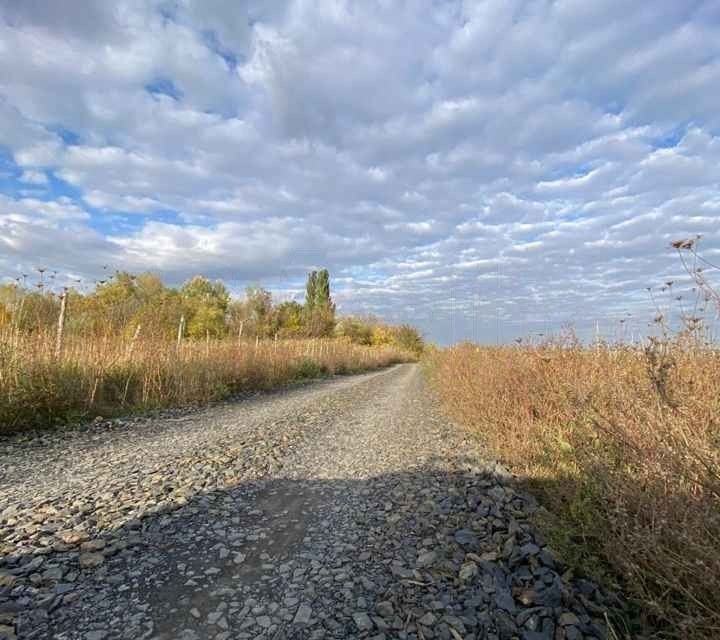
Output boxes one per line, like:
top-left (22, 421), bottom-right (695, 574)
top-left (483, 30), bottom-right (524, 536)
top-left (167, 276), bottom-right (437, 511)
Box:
top-left (0, 365), bottom-right (616, 640)
top-left (256, 616), bottom-right (272, 628)
top-left (416, 551), bottom-right (437, 568)
top-left (352, 612), bottom-right (374, 631)
top-left (565, 626), bottom-right (582, 640)
top-left (520, 542), bottom-right (540, 556)
top-left (294, 604), bottom-right (312, 625)
top-left (0, 624), bottom-right (16, 640)
top-left (79, 553), bottom-right (105, 569)
top-left (459, 561), bottom-right (478, 581)
top-left (558, 612), bottom-right (580, 626)
top-left (495, 590), bottom-right (517, 614)
top-left (454, 529), bottom-right (479, 548)
top-left (418, 612), bottom-right (437, 627)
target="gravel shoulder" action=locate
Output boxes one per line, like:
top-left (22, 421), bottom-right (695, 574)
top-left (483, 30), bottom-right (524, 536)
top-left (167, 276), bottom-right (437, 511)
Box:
top-left (1, 364), bottom-right (613, 640)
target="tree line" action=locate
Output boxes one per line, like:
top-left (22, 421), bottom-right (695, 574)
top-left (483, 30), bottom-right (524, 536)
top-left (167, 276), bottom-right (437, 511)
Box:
top-left (0, 268), bottom-right (424, 354)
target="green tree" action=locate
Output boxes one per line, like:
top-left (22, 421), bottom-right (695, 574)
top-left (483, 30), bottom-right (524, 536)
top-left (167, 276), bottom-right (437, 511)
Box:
top-left (93, 272), bottom-right (141, 330)
top-left (304, 268), bottom-right (335, 337)
top-left (134, 273), bottom-right (166, 303)
top-left (392, 324), bottom-right (424, 356)
top-left (275, 300), bottom-right (304, 337)
top-left (315, 269), bottom-right (331, 309)
top-left (305, 271), bottom-right (318, 311)
top-left (242, 285), bottom-right (274, 337)
top-left (335, 316), bottom-right (373, 345)
top-left (180, 276), bottom-right (230, 338)
top-left (180, 276), bottom-right (230, 309)
top-left (226, 300), bottom-right (247, 337)
top-left (129, 289), bottom-right (187, 339)
top-left (11, 290), bottom-right (59, 332)
top-left (187, 304), bottom-right (227, 339)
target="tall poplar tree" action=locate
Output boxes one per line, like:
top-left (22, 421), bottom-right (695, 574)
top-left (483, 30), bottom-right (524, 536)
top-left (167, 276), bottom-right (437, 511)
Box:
top-left (303, 268), bottom-right (335, 336)
top-left (315, 269), bottom-right (331, 310)
top-left (305, 270), bottom-right (318, 311)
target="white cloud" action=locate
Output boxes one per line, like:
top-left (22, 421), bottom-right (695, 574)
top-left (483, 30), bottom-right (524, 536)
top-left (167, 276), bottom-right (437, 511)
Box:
top-left (19, 169), bottom-right (48, 184)
top-left (0, 1), bottom-right (719, 342)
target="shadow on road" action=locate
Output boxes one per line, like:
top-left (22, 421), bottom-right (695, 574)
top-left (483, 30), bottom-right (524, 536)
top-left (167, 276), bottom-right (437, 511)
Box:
top-left (2, 459), bottom-right (618, 640)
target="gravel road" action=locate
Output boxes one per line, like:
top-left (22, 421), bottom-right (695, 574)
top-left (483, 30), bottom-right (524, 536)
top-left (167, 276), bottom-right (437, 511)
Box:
top-left (0, 364), bottom-right (612, 640)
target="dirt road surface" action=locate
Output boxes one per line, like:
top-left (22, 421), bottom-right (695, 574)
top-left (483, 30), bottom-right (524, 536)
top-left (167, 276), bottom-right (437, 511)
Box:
top-left (0, 364), bottom-right (612, 640)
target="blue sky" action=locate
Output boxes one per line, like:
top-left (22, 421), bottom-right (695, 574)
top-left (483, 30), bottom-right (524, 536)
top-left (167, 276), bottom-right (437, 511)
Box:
top-left (1, 1), bottom-right (719, 344)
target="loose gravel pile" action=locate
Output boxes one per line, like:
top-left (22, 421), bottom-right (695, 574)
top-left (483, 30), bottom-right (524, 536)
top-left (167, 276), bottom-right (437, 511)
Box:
top-left (0, 364), bottom-right (615, 640)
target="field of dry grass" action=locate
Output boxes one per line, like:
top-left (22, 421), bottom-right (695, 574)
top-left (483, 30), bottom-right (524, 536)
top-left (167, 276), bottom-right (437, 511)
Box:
top-left (429, 335), bottom-right (720, 638)
top-left (0, 329), bottom-right (411, 435)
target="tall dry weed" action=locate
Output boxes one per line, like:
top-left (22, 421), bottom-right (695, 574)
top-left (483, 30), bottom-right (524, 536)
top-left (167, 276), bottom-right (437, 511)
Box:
top-left (0, 329), bottom-right (410, 434)
top-left (430, 338), bottom-right (720, 638)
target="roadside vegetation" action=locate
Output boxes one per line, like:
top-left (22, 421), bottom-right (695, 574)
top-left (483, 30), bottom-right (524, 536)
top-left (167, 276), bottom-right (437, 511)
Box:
top-left (0, 268), bottom-right (422, 434)
top-left (429, 239), bottom-right (720, 639)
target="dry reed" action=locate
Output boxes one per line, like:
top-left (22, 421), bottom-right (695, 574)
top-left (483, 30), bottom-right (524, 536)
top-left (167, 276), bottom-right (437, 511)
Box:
top-left (0, 328), bottom-right (410, 435)
top-left (429, 338), bottom-right (720, 638)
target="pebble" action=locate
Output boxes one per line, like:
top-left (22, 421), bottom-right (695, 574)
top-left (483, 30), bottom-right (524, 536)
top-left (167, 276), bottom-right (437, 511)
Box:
top-left (352, 612), bottom-right (374, 631)
top-left (79, 553), bottom-right (105, 569)
top-left (294, 604), bottom-right (312, 625)
top-left (0, 365), bottom-right (613, 640)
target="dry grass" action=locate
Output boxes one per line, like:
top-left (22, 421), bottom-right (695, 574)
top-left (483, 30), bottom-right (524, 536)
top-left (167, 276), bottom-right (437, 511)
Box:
top-left (429, 337), bottom-right (720, 638)
top-left (0, 329), bottom-right (411, 434)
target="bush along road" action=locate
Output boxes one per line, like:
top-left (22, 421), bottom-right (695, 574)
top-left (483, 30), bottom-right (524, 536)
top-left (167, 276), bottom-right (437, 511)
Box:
top-left (0, 364), bottom-right (616, 640)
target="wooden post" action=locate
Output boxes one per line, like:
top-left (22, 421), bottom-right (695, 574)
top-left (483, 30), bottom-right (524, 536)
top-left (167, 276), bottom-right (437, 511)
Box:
top-left (126, 324), bottom-right (141, 358)
top-left (54, 290), bottom-right (68, 359)
top-left (176, 315), bottom-right (185, 350)
top-left (238, 320), bottom-right (244, 342)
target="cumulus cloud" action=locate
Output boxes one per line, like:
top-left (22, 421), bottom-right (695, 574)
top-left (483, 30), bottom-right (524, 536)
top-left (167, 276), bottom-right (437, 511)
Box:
top-left (0, 0), bottom-right (719, 343)
top-left (19, 169), bottom-right (47, 184)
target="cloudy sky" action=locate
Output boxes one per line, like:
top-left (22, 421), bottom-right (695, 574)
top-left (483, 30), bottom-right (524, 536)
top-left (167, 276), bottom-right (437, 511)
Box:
top-left (1, 1), bottom-right (719, 343)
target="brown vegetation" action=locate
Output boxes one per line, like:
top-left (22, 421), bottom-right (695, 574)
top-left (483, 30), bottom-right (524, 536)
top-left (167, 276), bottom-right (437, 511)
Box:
top-left (430, 338), bottom-right (720, 637)
top-left (0, 331), bottom-right (410, 435)
top-left (429, 241), bottom-right (720, 638)
top-left (0, 267), bottom-right (421, 434)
